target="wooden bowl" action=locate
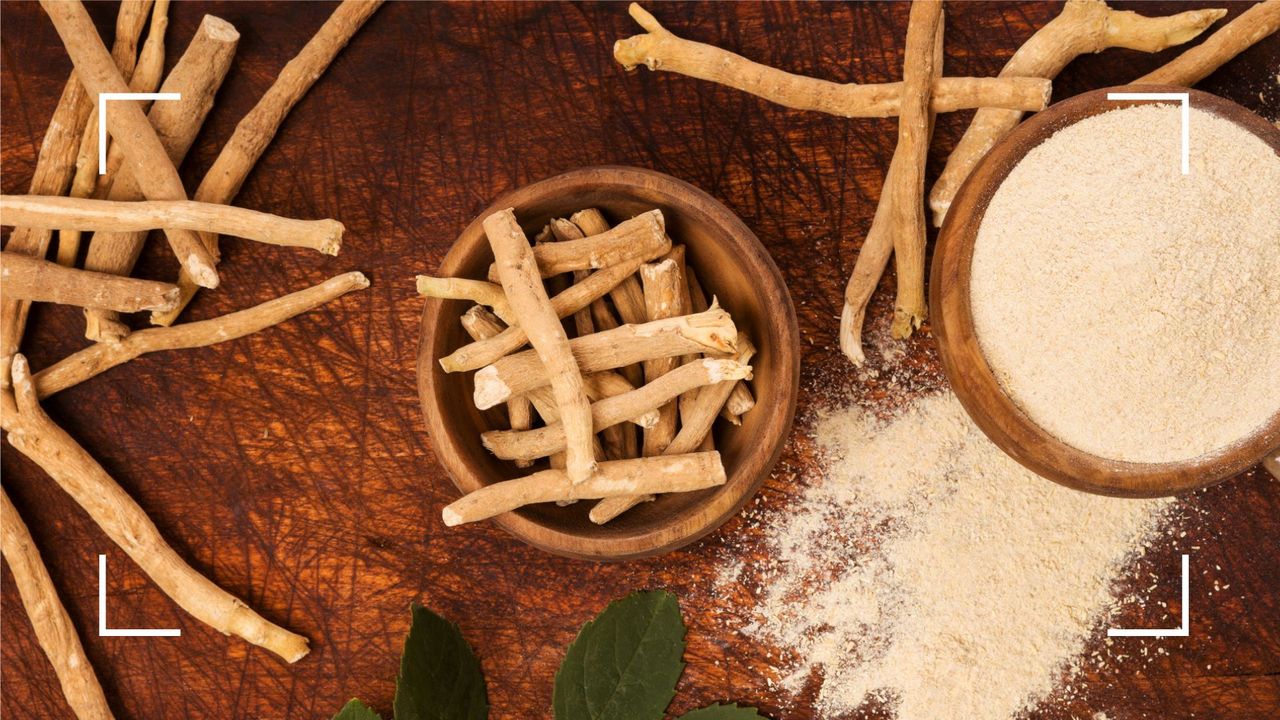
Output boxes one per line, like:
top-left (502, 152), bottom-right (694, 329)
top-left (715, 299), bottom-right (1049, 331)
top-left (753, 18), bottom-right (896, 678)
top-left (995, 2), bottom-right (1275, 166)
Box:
top-left (932, 85), bottom-right (1280, 498)
top-left (418, 166), bottom-right (800, 560)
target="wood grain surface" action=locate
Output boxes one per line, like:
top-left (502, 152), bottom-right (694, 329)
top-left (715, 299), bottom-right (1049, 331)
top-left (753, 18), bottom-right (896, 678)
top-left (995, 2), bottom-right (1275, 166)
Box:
top-left (2, 2), bottom-right (1277, 718)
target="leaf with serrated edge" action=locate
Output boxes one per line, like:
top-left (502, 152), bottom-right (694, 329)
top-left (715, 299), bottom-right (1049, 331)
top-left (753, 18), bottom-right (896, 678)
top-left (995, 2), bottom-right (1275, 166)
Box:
top-left (676, 703), bottom-right (770, 719)
top-left (394, 604), bottom-right (488, 720)
top-left (331, 698), bottom-right (382, 720)
top-left (553, 590), bottom-right (686, 720)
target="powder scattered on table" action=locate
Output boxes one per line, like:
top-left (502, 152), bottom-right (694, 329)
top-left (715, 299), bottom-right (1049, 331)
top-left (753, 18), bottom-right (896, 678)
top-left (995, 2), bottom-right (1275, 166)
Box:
top-left (718, 392), bottom-right (1173, 720)
top-left (970, 103), bottom-right (1280, 463)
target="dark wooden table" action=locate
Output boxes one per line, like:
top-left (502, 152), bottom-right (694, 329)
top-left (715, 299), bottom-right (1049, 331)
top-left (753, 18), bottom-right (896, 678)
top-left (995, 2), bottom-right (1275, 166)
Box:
top-left (3, 2), bottom-right (1278, 718)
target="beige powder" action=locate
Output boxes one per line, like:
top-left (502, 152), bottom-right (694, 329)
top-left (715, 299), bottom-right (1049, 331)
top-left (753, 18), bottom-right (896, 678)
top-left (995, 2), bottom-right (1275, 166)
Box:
top-left (720, 392), bottom-right (1171, 719)
top-left (971, 103), bottom-right (1280, 463)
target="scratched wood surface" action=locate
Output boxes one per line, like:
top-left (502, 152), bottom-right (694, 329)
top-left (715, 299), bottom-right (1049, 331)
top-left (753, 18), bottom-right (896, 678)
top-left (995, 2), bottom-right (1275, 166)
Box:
top-left (2, 2), bottom-right (1277, 718)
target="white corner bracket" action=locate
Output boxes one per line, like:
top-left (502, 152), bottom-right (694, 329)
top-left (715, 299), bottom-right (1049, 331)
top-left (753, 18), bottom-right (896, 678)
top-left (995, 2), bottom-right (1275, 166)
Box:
top-left (97, 92), bottom-right (181, 174)
top-left (1106, 91), bottom-right (1190, 175)
top-left (1107, 553), bottom-right (1190, 638)
top-left (98, 554), bottom-right (181, 637)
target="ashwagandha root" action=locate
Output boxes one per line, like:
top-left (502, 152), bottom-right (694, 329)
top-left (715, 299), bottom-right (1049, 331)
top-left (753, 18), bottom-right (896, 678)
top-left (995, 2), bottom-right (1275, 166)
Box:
top-left (485, 209), bottom-right (668, 281)
top-left (615, 3), bottom-right (1052, 118)
top-left (83, 13), bottom-right (241, 342)
top-left (155, 0), bottom-right (382, 325)
top-left (1138, 0), bottom-right (1280, 85)
top-left (418, 276), bottom-right (516, 324)
top-left (640, 257), bottom-right (687, 455)
top-left (32, 272), bottom-right (369, 398)
top-left (2, 356), bottom-right (309, 662)
top-left (441, 452), bottom-right (727, 526)
top-left (482, 358), bottom-right (750, 462)
top-left (485, 209), bottom-right (597, 484)
top-left (1, 489), bottom-right (116, 720)
top-left (1, 251), bottom-right (178, 314)
top-left (888, 0), bottom-right (943, 339)
top-left (685, 265), bottom-right (753, 424)
top-left (441, 258), bottom-right (651, 372)
top-left (40, 0), bottom-right (220, 288)
top-left (473, 304), bottom-right (738, 409)
top-left (60, 0), bottom-right (168, 267)
top-left (2, 195), bottom-right (343, 255)
top-left (928, 0), bottom-right (1226, 227)
top-left (0, 0), bottom-right (153, 385)
top-left (583, 371), bottom-right (659, 428)
top-left (590, 335), bottom-right (756, 524)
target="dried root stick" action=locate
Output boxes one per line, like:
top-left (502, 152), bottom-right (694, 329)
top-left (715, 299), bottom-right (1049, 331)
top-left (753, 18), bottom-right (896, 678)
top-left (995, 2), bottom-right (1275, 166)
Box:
top-left (686, 264), bottom-right (753, 425)
top-left (417, 276), bottom-right (517, 324)
top-left (473, 305), bottom-right (738, 409)
top-left (640, 258), bottom-right (687, 455)
top-left (84, 14), bottom-right (241, 342)
top-left (591, 336), bottom-right (755, 524)
top-left (486, 210), bottom-right (668, 281)
top-left (889, 0), bottom-right (943, 339)
top-left (442, 452), bottom-right (726, 526)
top-left (2, 196), bottom-right (343, 254)
top-left (32, 272), bottom-right (369, 398)
top-left (159, 0), bottom-right (384, 325)
top-left (615, 3), bottom-right (1051, 118)
top-left (2, 356), bottom-right (309, 662)
top-left (61, 0), bottom-right (168, 266)
top-left (568, 208), bottom-right (646, 387)
top-left (1, 490), bottom-right (115, 720)
top-left (485, 209), bottom-right (596, 484)
top-left (1137, 0), bottom-right (1280, 85)
top-left (483, 359), bottom-right (750, 462)
top-left (582, 372), bottom-right (639, 460)
top-left (460, 305), bottom-right (548, 465)
top-left (441, 258), bottom-right (648, 372)
top-left (929, 0), bottom-right (1226, 226)
top-left (41, 0), bottom-right (219, 287)
top-left (0, 0), bottom-right (152, 383)
top-left (1, 252), bottom-right (178, 314)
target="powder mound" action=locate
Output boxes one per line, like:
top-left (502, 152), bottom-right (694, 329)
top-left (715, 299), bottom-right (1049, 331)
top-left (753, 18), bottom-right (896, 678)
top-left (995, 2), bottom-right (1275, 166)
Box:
top-left (720, 392), bottom-right (1172, 720)
top-left (970, 103), bottom-right (1280, 463)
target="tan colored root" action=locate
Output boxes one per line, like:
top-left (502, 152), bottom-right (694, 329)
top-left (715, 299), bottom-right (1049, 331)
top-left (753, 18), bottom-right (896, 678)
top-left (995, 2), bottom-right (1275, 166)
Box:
top-left (473, 304), bottom-right (738, 409)
top-left (591, 335), bottom-right (755, 524)
top-left (32, 272), bottom-right (369, 399)
top-left (0, 0), bottom-right (153, 384)
top-left (569, 208), bottom-right (646, 387)
top-left (83, 14), bottom-right (240, 342)
top-left (686, 264), bottom-right (753, 423)
top-left (486, 209), bottom-right (596, 484)
top-left (839, 184), bottom-right (895, 364)
top-left (2, 195), bottom-right (343, 255)
top-left (460, 304), bottom-right (549, 467)
top-left (929, 0), bottom-right (1226, 227)
top-left (156, 0), bottom-right (384, 325)
top-left (440, 259), bottom-right (647, 372)
top-left (486, 209), bottom-right (668, 281)
top-left (583, 372), bottom-right (659, 428)
top-left (615, 3), bottom-right (1051, 118)
top-left (441, 452), bottom-right (726, 526)
top-left (546, 219), bottom-right (600, 337)
top-left (1138, 0), bottom-right (1280, 85)
top-left (888, 1), bottom-right (943, 339)
top-left (2, 356), bottom-right (309, 662)
top-left (1, 490), bottom-right (116, 720)
top-left (417, 276), bottom-right (516, 324)
top-left (40, 0), bottom-right (219, 287)
top-left (1, 252), bottom-right (178, 314)
top-left (61, 0), bottom-right (168, 266)
top-left (640, 258), bottom-right (687, 456)
top-left (483, 358), bottom-right (749, 462)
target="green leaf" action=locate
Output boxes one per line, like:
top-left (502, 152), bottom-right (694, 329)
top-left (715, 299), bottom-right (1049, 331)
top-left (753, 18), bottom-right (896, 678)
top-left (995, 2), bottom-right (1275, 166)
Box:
top-left (676, 703), bottom-right (770, 719)
top-left (393, 604), bottom-right (488, 720)
top-left (331, 698), bottom-right (382, 720)
top-left (552, 590), bottom-right (686, 720)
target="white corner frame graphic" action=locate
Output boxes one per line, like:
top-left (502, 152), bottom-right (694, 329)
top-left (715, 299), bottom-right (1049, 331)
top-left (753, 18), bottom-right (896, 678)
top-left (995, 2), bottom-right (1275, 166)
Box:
top-left (98, 554), bottom-right (181, 637)
top-left (97, 92), bottom-right (181, 174)
top-left (1107, 554), bottom-right (1190, 638)
top-left (1106, 91), bottom-right (1190, 175)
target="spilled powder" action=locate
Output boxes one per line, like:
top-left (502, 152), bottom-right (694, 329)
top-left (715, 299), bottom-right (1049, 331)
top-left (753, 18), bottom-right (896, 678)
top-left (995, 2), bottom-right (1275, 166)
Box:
top-left (719, 392), bottom-right (1172, 720)
top-left (971, 103), bottom-right (1280, 463)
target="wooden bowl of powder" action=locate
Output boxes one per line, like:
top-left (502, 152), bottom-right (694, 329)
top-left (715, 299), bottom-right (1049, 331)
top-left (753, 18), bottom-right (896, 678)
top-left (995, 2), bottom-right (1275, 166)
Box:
top-left (932, 86), bottom-right (1280, 498)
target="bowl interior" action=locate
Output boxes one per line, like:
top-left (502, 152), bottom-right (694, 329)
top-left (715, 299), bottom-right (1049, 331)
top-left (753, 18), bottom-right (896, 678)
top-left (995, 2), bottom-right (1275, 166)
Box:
top-left (418, 166), bottom-right (799, 559)
top-left (932, 86), bottom-right (1280, 498)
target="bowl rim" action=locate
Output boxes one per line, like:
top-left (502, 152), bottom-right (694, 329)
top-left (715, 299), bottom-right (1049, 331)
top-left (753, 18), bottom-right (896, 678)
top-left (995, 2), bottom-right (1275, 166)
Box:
top-left (417, 165), bottom-right (800, 559)
top-left (931, 85), bottom-right (1280, 498)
